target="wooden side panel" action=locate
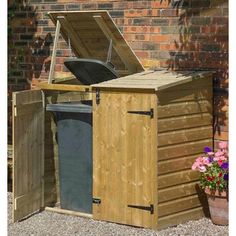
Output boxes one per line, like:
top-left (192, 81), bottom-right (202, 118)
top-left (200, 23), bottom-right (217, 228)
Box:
top-left (93, 91), bottom-right (157, 228)
top-left (13, 90), bottom-right (44, 222)
top-left (156, 77), bottom-right (213, 229)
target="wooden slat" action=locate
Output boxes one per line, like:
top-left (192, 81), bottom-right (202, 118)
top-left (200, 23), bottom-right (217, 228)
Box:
top-left (158, 154), bottom-right (200, 175)
top-left (13, 90), bottom-right (44, 222)
top-left (157, 207), bottom-right (205, 229)
top-left (158, 100), bottom-right (212, 119)
top-left (158, 126), bottom-right (212, 147)
top-left (158, 195), bottom-right (202, 217)
top-left (150, 93), bottom-right (158, 228)
top-left (158, 113), bottom-right (212, 133)
top-left (157, 88), bottom-right (212, 104)
top-left (38, 83), bottom-right (92, 92)
top-left (158, 75), bottom-right (212, 91)
top-left (158, 139), bottom-right (213, 161)
top-left (158, 170), bottom-right (200, 189)
top-left (158, 182), bottom-right (199, 203)
top-left (45, 207), bottom-right (92, 218)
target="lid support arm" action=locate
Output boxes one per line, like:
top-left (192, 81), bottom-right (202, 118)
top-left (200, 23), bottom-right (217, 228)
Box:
top-left (106, 39), bottom-right (112, 64)
top-left (48, 19), bottom-right (61, 84)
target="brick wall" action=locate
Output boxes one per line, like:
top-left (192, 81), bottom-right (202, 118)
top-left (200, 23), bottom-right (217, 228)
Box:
top-left (8, 0), bottom-right (228, 143)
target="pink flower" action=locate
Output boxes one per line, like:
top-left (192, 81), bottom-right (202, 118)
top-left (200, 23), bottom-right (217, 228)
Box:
top-left (202, 157), bottom-right (211, 166)
top-left (191, 156), bottom-right (209, 171)
top-left (219, 141), bottom-right (228, 149)
top-left (214, 152), bottom-right (227, 162)
top-left (215, 150), bottom-right (224, 157)
top-left (199, 166), bottom-right (207, 172)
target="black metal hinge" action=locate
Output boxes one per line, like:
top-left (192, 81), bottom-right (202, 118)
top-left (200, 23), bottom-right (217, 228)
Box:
top-left (93, 198), bottom-right (101, 204)
top-left (127, 204), bottom-right (154, 214)
top-left (96, 88), bottom-right (100, 105)
top-left (127, 108), bottom-right (154, 118)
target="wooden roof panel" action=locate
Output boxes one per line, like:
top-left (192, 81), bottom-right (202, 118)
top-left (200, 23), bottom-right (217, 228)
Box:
top-left (92, 70), bottom-right (212, 91)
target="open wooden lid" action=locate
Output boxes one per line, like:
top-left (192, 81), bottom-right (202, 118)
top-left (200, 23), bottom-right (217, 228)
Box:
top-left (48, 11), bottom-right (144, 76)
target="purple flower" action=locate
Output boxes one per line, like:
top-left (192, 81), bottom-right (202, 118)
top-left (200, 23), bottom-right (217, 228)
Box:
top-left (224, 173), bottom-right (228, 181)
top-left (204, 146), bottom-right (212, 153)
top-left (208, 156), bottom-right (214, 162)
top-left (221, 162), bottom-right (229, 170)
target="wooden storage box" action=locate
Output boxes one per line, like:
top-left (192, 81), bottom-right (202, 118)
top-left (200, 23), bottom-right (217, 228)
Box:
top-left (91, 70), bottom-right (213, 229)
top-left (12, 10), bottom-right (213, 230)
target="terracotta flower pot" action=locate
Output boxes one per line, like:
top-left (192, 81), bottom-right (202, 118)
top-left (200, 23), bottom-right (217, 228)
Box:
top-left (205, 187), bottom-right (228, 225)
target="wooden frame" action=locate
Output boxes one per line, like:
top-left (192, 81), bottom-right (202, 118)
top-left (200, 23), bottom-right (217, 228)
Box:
top-left (38, 83), bottom-right (92, 92)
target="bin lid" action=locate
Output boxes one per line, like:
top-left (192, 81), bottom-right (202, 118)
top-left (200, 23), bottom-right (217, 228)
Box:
top-left (64, 58), bottom-right (118, 85)
top-left (46, 103), bottom-right (92, 113)
top-left (48, 11), bottom-right (144, 77)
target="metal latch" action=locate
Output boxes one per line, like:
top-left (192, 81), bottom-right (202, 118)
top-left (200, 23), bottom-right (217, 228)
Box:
top-left (127, 108), bottom-right (154, 118)
top-left (93, 198), bottom-right (101, 204)
top-left (127, 204), bottom-right (154, 214)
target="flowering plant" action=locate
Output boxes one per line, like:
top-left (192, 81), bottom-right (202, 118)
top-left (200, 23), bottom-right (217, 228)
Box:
top-left (192, 141), bottom-right (228, 192)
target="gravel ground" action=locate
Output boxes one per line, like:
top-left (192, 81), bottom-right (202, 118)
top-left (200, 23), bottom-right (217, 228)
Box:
top-left (8, 193), bottom-right (228, 236)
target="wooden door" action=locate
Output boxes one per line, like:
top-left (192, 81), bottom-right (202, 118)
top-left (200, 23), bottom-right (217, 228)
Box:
top-left (93, 90), bottom-right (157, 228)
top-left (12, 90), bottom-right (44, 222)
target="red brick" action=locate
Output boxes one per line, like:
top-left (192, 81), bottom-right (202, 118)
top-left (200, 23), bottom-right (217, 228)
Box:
top-left (125, 9), bottom-right (159, 18)
top-left (124, 26), bottom-right (160, 34)
top-left (151, 0), bottom-right (170, 8)
top-left (160, 9), bottom-right (179, 17)
top-left (201, 26), bottom-right (218, 34)
top-left (160, 43), bottom-right (178, 50)
top-left (151, 35), bottom-right (170, 42)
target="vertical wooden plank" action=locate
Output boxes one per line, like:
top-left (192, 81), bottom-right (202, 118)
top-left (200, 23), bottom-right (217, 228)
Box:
top-left (40, 91), bottom-right (45, 208)
top-left (129, 93), bottom-right (142, 226)
top-left (150, 94), bottom-right (158, 228)
top-left (12, 90), bottom-right (44, 222)
top-left (92, 91), bottom-right (102, 220)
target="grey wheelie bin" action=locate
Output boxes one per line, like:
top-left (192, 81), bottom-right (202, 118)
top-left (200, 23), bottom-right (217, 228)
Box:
top-left (46, 102), bottom-right (92, 214)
